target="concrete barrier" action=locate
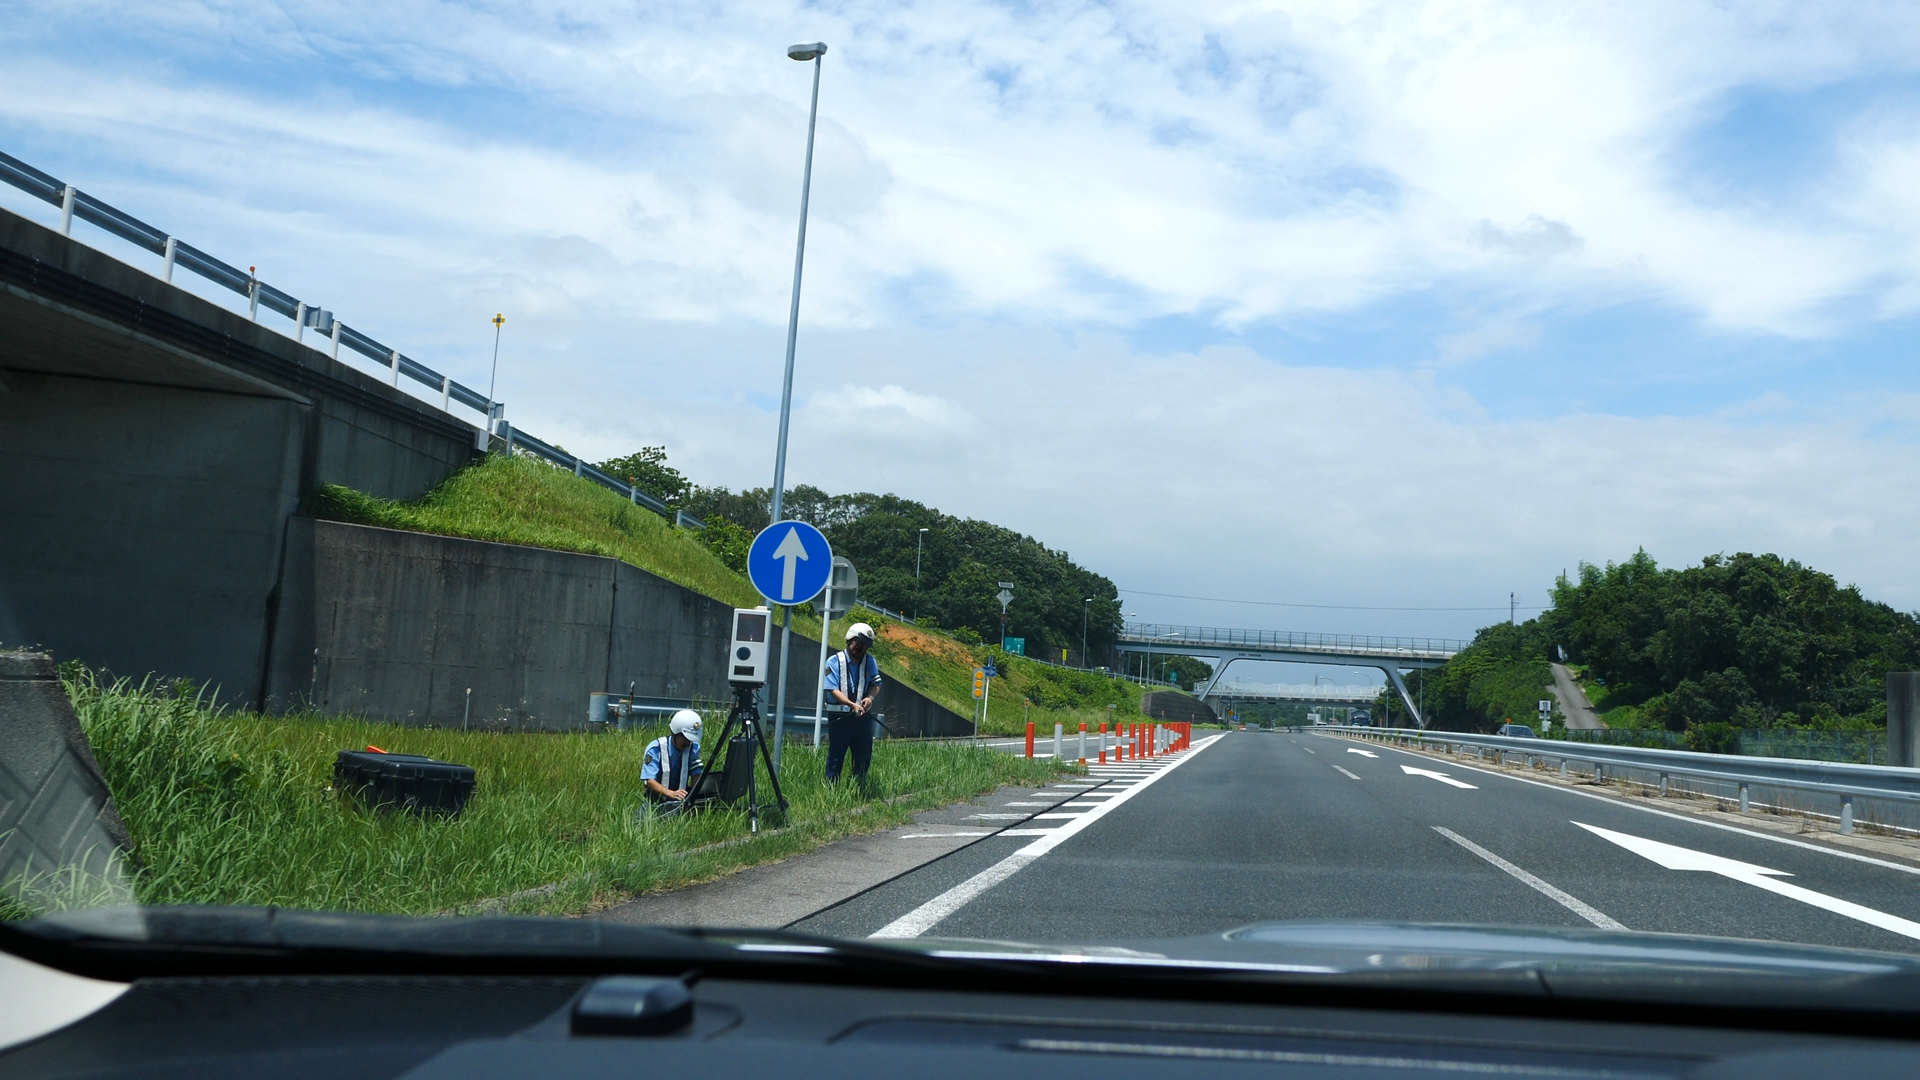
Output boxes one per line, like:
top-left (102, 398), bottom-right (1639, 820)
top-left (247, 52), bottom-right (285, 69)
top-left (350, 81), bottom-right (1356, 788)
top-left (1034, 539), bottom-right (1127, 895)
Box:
top-left (0, 651), bottom-right (133, 908)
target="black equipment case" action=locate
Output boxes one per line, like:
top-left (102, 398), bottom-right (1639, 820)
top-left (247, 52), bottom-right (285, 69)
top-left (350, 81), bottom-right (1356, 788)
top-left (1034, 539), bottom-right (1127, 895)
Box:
top-left (333, 750), bottom-right (476, 815)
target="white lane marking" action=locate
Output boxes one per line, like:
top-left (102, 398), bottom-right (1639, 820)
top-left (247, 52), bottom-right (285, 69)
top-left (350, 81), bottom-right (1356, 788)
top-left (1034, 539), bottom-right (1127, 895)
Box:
top-left (1035, 812), bottom-right (1088, 819)
top-left (1434, 827), bottom-right (1625, 930)
top-left (1302, 748), bottom-right (1316, 754)
top-left (1327, 736), bottom-right (1920, 879)
top-left (1573, 822), bottom-right (1920, 942)
top-left (870, 736), bottom-right (1225, 939)
top-left (1000, 828), bottom-right (1059, 836)
top-left (1346, 748), bottom-right (1378, 758)
top-left (1001, 801), bottom-right (1053, 807)
top-left (1401, 764), bottom-right (1477, 789)
top-left (1332, 765), bottom-right (1362, 780)
top-left (898, 832), bottom-right (995, 839)
top-left (965, 813), bottom-right (1028, 820)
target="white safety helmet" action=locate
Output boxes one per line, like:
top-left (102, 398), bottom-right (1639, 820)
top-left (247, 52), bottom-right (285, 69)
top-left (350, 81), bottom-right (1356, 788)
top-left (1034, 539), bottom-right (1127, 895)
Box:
top-left (669, 709), bottom-right (702, 739)
top-left (845, 622), bottom-right (875, 644)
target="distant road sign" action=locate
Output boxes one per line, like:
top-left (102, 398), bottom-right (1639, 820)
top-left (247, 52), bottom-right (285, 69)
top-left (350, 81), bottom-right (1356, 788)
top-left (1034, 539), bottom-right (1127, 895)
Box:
top-left (1003, 637), bottom-right (1025, 656)
top-left (984, 661), bottom-right (998, 678)
top-left (747, 521), bottom-right (833, 606)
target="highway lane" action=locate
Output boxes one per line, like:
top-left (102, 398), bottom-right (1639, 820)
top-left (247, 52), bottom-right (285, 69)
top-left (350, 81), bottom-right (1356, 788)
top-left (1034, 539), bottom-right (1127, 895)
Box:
top-left (789, 731), bottom-right (1920, 956)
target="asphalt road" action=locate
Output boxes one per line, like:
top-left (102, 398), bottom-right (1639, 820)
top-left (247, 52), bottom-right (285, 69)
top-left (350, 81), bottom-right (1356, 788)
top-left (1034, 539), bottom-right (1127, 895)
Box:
top-left (789, 731), bottom-right (1920, 955)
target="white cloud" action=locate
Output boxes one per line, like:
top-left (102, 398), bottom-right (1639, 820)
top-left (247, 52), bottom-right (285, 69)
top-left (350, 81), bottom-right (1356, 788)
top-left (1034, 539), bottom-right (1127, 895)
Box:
top-left (7, 2), bottom-right (1920, 633)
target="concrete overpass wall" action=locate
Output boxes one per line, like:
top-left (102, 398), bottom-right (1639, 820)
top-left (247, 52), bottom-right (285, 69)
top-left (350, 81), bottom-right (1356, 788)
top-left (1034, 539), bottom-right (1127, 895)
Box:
top-left (0, 206), bottom-right (479, 704)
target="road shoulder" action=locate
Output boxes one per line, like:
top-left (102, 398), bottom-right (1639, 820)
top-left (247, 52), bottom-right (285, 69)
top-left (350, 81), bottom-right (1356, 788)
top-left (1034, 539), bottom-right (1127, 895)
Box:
top-left (594, 779), bottom-right (1094, 928)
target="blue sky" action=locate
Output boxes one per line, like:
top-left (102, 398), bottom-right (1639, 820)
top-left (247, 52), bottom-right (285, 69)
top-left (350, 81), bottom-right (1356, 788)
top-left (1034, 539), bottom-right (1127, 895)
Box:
top-left (8, 1), bottom-right (1920, 671)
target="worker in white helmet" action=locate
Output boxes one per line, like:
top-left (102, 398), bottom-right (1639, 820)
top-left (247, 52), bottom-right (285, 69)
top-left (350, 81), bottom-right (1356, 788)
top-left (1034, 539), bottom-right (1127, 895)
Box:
top-left (822, 623), bottom-right (884, 784)
top-left (641, 709), bottom-right (704, 817)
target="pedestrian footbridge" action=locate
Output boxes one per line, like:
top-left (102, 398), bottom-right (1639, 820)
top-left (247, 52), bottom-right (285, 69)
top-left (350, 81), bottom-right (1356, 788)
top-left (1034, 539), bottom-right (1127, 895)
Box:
top-left (1115, 623), bottom-right (1465, 728)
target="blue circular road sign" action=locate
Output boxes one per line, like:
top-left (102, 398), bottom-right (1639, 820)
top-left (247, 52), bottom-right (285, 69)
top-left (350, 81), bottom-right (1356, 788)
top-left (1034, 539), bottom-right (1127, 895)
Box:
top-left (746, 520), bottom-right (834, 606)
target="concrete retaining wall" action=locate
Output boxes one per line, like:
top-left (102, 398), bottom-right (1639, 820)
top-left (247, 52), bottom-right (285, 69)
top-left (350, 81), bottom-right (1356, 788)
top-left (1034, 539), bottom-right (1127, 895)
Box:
top-left (266, 519), bottom-right (969, 736)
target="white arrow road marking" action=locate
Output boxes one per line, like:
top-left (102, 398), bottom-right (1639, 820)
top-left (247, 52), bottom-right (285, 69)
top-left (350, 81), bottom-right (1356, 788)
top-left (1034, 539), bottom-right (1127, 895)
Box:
top-left (1346, 748), bottom-right (1378, 758)
top-left (771, 525), bottom-right (809, 601)
top-left (1401, 764), bottom-right (1477, 789)
top-left (1574, 822), bottom-right (1920, 942)
top-left (1332, 765), bottom-right (1362, 780)
top-left (1434, 828), bottom-right (1623, 930)
top-left (870, 736), bottom-right (1224, 938)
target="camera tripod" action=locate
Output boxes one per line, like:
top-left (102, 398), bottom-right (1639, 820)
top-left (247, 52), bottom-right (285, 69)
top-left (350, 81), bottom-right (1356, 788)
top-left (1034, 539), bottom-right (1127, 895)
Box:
top-left (706, 683), bottom-right (790, 833)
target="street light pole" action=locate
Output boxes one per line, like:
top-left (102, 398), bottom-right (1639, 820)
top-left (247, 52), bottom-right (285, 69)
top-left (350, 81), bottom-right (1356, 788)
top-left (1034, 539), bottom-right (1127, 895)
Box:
top-left (485, 312), bottom-right (504, 446)
top-left (767, 41), bottom-right (828, 770)
top-left (914, 527), bottom-right (928, 620)
top-left (1081, 598), bottom-right (1093, 668)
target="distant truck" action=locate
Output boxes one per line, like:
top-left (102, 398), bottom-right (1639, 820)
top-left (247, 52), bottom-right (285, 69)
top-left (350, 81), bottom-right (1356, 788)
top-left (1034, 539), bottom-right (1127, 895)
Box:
top-left (1348, 709), bottom-right (1373, 726)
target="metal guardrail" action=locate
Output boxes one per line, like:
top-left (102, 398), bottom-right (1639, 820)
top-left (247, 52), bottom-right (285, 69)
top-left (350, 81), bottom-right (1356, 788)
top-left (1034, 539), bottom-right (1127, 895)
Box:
top-left (1325, 725), bottom-right (1920, 833)
top-left (0, 149), bottom-right (702, 530)
top-left (1121, 623), bottom-right (1466, 657)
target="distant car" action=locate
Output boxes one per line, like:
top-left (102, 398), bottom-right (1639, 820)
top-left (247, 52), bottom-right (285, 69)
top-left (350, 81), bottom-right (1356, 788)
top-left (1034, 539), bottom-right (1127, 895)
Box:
top-left (1497, 723), bottom-right (1537, 738)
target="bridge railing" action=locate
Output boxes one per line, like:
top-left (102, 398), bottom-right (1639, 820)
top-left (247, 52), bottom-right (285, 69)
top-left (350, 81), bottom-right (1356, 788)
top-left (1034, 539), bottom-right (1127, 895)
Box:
top-left (1120, 623), bottom-right (1466, 656)
top-left (0, 148), bottom-right (703, 531)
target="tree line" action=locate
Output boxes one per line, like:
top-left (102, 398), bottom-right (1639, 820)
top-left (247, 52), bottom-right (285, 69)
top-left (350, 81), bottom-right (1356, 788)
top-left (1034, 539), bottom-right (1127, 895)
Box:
top-left (1413, 550), bottom-right (1920, 735)
top-left (597, 448), bottom-right (1126, 660)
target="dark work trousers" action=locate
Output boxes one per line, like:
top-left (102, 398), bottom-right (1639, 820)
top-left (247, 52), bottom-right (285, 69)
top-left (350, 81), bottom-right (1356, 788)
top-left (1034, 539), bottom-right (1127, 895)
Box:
top-left (825, 713), bottom-right (874, 783)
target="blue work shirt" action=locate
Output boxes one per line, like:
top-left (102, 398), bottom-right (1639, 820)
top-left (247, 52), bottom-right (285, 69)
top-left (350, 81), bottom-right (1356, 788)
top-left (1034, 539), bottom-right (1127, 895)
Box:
top-left (823, 649), bottom-right (882, 709)
top-left (641, 736), bottom-right (702, 791)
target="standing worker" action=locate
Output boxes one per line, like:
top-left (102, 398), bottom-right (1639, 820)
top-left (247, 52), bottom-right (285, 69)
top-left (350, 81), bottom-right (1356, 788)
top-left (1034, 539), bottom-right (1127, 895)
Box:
top-left (823, 623), bottom-right (883, 785)
top-left (640, 710), bottom-right (704, 818)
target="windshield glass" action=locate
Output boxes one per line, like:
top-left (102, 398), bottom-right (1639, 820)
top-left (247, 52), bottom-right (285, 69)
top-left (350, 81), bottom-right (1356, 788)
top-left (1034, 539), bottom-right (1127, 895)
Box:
top-left (7, 1), bottom-right (1920, 994)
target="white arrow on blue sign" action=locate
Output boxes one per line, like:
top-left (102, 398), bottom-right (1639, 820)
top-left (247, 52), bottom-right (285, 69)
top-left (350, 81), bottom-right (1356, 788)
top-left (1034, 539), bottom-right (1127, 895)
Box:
top-left (746, 520), bottom-right (834, 606)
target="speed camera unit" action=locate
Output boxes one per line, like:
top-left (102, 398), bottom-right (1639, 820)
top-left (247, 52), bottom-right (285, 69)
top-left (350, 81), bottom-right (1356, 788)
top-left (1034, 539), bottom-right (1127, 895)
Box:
top-left (729, 608), bottom-right (771, 686)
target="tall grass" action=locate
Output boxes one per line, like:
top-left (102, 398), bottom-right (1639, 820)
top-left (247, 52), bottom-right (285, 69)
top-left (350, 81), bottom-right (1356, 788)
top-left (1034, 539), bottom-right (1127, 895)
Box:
top-left (44, 670), bottom-right (1065, 918)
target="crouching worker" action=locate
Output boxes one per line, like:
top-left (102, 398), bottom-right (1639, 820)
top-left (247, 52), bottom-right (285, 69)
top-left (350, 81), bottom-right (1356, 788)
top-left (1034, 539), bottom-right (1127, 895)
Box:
top-left (641, 710), bottom-right (704, 818)
top-left (823, 623), bottom-right (883, 786)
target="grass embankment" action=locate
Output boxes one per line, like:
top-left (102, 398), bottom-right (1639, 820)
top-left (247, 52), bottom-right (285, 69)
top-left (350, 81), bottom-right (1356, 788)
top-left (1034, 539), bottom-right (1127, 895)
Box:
top-left (309, 454), bottom-right (765, 611)
top-left (310, 455), bottom-right (1154, 734)
top-left (867, 621), bottom-right (1148, 736)
top-left (34, 671), bottom-right (1066, 918)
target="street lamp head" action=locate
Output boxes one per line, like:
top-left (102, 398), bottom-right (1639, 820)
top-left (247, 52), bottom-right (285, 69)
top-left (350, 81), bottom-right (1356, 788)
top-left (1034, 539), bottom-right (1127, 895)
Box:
top-left (787, 42), bottom-right (828, 61)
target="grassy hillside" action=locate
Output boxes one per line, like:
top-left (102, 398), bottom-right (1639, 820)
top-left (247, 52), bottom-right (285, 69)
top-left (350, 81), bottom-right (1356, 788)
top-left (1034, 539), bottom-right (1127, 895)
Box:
top-left (310, 455), bottom-right (764, 610)
top-left (2, 671), bottom-right (1065, 918)
top-left (309, 455), bottom-right (1150, 730)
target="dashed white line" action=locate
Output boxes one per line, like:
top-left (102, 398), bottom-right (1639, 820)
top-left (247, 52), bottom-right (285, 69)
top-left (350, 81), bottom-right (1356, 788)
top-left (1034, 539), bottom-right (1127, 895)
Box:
top-left (1332, 765), bottom-right (1361, 780)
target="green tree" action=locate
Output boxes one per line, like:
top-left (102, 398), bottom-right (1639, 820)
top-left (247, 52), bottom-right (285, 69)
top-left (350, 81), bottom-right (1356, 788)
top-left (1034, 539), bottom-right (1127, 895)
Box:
top-left (596, 447), bottom-right (690, 506)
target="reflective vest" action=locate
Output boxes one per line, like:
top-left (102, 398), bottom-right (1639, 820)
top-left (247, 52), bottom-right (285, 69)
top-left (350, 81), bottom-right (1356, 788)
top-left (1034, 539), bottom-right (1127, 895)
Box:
top-left (652, 736), bottom-right (693, 791)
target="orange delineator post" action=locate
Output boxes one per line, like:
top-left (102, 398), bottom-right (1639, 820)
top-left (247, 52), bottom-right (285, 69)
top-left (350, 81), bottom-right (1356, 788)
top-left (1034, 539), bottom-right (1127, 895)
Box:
top-left (1024, 720), bottom-right (1035, 758)
top-left (1078, 721), bottom-right (1087, 764)
top-left (1098, 722), bottom-right (1107, 763)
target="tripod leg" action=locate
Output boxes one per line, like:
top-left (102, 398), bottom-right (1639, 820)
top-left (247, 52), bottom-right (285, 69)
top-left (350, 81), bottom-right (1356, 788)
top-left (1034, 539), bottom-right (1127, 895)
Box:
top-left (752, 713), bottom-right (791, 812)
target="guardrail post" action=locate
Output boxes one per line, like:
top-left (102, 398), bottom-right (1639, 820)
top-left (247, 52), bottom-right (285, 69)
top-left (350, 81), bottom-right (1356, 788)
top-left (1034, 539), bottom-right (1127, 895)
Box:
top-left (1559, 760), bottom-right (1567, 778)
top-left (440, 375), bottom-right (451, 411)
top-left (330, 319), bottom-right (343, 359)
top-left (1659, 772), bottom-right (1669, 797)
top-left (1025, 721), bottom-right (1034, 759)
top-left (163, 236), bottom-right (178, 282)
top-left (294, 301), bottom-right (307, 342)
top-left (573, 456), bottom-right (583, 476)
top-left (1842, 795), bottom-right (1855, 834)
top-left (1739, 783), bottom-right (1749, 813)
top-left (59, 185), bottom-right (75, 235)
top-left (388, 349), bottom-right (400, 386)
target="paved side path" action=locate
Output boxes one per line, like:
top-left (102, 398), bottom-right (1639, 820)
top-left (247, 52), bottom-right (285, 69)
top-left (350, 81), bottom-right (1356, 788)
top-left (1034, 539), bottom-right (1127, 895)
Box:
top-left (1550, 662), bottom-right (1605, 730)
top-left (596, 779), bottom-right (1102, 928)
